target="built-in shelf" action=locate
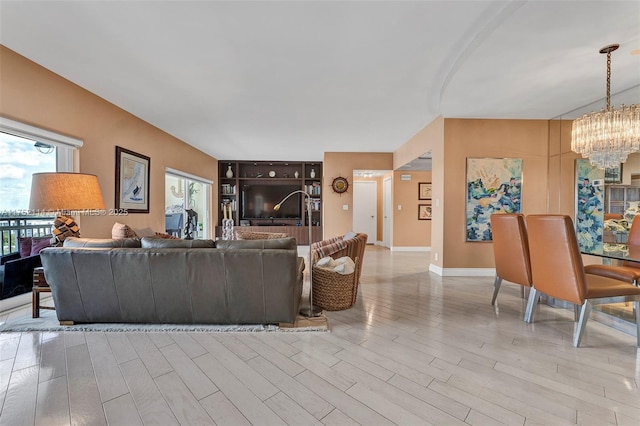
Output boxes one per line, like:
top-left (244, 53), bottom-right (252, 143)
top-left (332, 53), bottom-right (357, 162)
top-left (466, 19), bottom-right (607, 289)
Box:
top-left (217, 160), bottom-right (322, 242)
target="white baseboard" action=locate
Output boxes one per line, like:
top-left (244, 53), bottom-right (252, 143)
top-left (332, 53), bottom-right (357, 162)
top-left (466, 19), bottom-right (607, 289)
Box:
top-left (429, 264), bottom-right (444, 275)
top-left (390, 246), bottom-right (431, 252)
top-left (429, 266), bottom-right (496, 277)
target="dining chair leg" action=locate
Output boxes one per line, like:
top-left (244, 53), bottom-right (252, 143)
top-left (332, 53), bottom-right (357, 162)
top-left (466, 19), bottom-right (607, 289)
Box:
top-left (524, 288), bottom-right (539, 323)
top-left (491, 276), bottom-right (502, 305)
top-left (573, 304), bottom-right (580, 322)
top-left (574, 300), bottom-right (592, 347)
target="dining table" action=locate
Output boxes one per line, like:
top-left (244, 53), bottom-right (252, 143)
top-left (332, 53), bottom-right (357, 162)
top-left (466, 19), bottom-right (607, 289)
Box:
top-left (582, 242), bottom-right (640, 264)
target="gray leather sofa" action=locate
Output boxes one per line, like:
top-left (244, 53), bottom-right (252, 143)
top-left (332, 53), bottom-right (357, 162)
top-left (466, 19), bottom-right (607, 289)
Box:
top-left (39, 237), bottom-right (304, 325)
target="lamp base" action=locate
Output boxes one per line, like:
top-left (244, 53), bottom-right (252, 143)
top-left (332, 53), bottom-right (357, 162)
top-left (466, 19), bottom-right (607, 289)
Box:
top-left (52, 214), bottom-right (80, 246)
top-left (299, 305), bottom-right (323, 318)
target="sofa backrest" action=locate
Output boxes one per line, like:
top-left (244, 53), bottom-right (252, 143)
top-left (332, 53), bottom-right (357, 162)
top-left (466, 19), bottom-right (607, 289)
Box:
top-left (40, 246), bottom-right (302, 324)
top-left (63, 237), bottom-right (141, 248)
top-left (216, 237), bottom-right (296, 250)
top-left (140, 237), bottom-right (215, 248)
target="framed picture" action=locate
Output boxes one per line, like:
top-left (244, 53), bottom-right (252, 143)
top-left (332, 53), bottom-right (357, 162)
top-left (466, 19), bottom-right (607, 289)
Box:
top-left (604, 164), bottom-right (622, 184)
top-left (418, 203), bottom-right (432, 220)
top-left (418, 182), bottom-right (432, 200)
top-left (575, 159), bottom-right (604, 252)
top-left (466, 158), bottom-right (523, 242)
top-left (115, 146), bottom-right (150, 213)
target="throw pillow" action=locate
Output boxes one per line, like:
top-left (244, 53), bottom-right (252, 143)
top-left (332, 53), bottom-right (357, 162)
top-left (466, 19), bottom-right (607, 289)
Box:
top-left (30, 236), bottom-right (51, 255)
top-left (333, 257), bottom-right (355, 275)
top-left (343, 231), bottom-right (357, 240)
top-left (133, 227), bottom-right (156, 237)
top-left (112, 222), bottom-right (137, 239)
top-left (316, 256), bottom-right (336, 267)
top-left (18, 236), bottom-right (32, 258)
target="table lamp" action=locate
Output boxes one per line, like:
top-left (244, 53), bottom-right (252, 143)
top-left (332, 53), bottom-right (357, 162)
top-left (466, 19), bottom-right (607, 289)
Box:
top-left (274, 189), bottom-right (322, 317)
top-left (29, 172), bottom-right (106, 245)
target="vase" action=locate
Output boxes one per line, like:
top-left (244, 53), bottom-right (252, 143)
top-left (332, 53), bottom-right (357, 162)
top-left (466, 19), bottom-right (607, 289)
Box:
top-left (624, 200), bottom-right (640, 223)
top-left (294, 171), bottom-right (299, 179)
top-left (310, 169), bottom-right (316, 179)
top-left (226, 165), bottom-right (233, 178)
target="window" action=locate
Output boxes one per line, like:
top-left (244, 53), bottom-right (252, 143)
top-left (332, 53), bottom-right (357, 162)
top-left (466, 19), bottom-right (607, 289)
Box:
top-left (0, 117), bottom-right (82, 255)
top-left (165, 168), bottom-right (211, 239)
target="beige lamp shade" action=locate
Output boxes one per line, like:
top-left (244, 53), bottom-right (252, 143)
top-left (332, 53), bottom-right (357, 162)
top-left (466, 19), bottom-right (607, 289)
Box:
top-left (29, 172), bottom-right (105, 211)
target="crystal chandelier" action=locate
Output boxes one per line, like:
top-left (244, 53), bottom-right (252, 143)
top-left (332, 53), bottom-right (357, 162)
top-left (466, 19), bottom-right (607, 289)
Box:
top-left (571, 44), bottom-right (640, 169)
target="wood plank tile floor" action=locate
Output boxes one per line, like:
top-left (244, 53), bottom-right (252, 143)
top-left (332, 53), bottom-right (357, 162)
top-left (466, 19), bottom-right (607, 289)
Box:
top-left (1, 246), bottom-right (639, 425)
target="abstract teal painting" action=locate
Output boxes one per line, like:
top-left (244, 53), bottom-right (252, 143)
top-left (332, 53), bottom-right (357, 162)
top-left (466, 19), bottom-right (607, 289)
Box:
top-left (466, 158), bottom-right (523, 241)
top-left (575, 159), bottom-right (605, 252)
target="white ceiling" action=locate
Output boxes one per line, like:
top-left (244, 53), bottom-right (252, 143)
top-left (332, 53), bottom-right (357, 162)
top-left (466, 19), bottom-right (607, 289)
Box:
top-left (1, 1), bottom-right (639, 163)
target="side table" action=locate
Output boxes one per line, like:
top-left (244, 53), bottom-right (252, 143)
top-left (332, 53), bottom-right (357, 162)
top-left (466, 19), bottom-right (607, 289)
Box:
top-left (32, 266), bottom-right (54, 318)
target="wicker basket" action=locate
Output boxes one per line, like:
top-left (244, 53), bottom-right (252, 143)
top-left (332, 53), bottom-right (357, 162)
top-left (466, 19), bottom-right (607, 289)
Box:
top-left (312, 257), bottom-right (359, 311)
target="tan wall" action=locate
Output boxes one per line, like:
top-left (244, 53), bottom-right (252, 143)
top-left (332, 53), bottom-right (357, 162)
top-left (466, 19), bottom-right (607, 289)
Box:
top-left (0, 46), bottom-right (218, 237)
top-left (393, 117), bottom-right (444, 265)
top-left (442, 119), bottom-right (550, 268)
top-left (323, 152), bottom-right (393, 239)
top-left (392, 171), bottom-right (432, 247)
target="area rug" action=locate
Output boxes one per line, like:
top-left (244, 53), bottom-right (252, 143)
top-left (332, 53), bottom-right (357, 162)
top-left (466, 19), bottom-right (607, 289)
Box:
top-left (0, 309), bottom-right (329, 333)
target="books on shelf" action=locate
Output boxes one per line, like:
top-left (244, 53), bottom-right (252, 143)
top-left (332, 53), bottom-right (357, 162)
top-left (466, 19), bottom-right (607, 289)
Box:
top-left (221, 184), bottom-right (236, 195)
top-left (221, 198), bottom-right (237, 211)
top-left (305, 182), bottom-right (321, 195)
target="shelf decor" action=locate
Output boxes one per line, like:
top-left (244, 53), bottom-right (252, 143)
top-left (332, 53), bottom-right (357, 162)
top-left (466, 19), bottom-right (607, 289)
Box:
top-left (115, 146), bottom-right (150, 213)
top-left (331, 176), bottom-right (349, 194)
top-left (465, 157), bottom-right (523, 242)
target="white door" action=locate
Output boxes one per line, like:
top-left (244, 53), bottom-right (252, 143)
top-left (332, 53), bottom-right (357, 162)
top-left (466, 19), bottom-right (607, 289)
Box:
top-left (353, 181), bottom-right (377, 240)
top-left (383, 177), bottom-right (392, 248)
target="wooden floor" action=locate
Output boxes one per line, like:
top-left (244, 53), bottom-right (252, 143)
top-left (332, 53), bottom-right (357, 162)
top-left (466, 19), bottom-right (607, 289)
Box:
top-left (1, 246), bottom-right (639, 425)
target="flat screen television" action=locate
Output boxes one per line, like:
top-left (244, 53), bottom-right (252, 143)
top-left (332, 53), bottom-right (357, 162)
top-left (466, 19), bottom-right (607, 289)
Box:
top-left (241, 184), bottom-right (301, 219)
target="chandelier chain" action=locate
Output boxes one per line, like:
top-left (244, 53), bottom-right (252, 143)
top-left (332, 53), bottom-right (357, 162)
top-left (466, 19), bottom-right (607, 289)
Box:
top-left (606, 50), bottom-right (611, 111)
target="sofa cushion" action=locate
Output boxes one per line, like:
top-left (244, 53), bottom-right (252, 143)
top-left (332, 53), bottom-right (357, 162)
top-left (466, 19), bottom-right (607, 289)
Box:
top-left (112, 222), bottom-right (137, 239)
top-left (63, 237), bottom-right (142, 248)
top-left (216, 237), bottom-right (296, 250)
top-left (140, 237), bottom-right (215, 248)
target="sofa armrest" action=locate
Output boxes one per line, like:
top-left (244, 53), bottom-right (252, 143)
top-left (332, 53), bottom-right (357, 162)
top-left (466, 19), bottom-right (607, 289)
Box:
top-left (1, 252), bottom-right (20, 265)
top-left (2, 254), bottom-right (42, 288)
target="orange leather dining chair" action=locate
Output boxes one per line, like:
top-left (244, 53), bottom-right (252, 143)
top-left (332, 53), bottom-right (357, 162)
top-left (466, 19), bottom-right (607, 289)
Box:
top-left (525, 215), bottom-right (640, 347)
top-left (489, 214), bottom-right (532, 308)
top-left (584, 215), bottom-right (640, 285)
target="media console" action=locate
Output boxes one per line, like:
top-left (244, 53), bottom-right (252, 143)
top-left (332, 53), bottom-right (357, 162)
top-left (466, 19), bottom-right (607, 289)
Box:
top-left (217, 161), bottom-right (323, 244)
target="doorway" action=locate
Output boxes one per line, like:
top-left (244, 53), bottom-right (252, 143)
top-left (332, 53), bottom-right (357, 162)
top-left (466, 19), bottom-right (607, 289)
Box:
top-left (353, 181), bottom-right (377, 241)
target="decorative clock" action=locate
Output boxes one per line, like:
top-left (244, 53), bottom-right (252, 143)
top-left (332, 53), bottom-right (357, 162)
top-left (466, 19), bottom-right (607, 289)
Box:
top-left (331, 176), bottom-right (349, 194)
